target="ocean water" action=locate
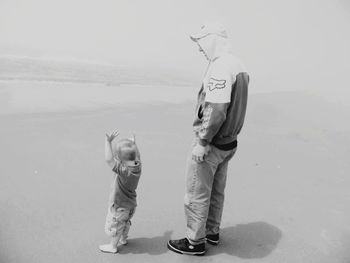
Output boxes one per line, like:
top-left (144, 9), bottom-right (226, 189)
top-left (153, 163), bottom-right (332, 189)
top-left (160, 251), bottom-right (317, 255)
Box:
top-left (0, 80), bottom-right (196, 114)
top-left (0, 57), bottom-right (199, 114)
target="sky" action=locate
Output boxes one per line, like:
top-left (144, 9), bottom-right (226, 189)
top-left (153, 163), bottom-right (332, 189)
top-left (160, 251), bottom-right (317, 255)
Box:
top-left (0, 0), bottom-right (350, 98)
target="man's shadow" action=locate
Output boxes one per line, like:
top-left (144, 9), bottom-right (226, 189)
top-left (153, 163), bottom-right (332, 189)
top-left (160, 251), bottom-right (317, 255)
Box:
top-left (118, 222), bottom-right (281, 258)
top-left (119, 230), bottom-right (172, 255)
top-left (207, 221), bottom-right (282, 258)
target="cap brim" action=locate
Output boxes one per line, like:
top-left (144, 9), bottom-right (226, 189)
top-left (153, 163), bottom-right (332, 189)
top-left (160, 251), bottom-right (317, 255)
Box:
top-left (190, 31), bottom-right (213, 42)
top-left (190, 34), bottom-right (200, 42)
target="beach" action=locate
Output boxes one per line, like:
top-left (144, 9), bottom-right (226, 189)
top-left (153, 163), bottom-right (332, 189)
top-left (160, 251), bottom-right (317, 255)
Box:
top-left (1, 0), bottom-right (350, 261)
top-left (1, 81), bottom-right (350, 263)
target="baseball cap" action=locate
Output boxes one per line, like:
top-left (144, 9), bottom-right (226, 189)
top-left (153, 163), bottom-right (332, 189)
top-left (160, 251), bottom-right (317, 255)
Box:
top-left (190, 22), bottom-right (228, 41)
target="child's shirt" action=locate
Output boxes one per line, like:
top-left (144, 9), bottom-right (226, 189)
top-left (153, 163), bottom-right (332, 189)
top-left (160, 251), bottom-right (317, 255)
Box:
top-left (108, 159), bottom-right (142, 210)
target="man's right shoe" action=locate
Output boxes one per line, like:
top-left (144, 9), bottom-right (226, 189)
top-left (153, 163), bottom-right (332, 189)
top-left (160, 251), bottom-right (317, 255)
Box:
top-left (167, 238), bottom-right (206, 256)
top-left (206, 233), bottom-right (219, 245)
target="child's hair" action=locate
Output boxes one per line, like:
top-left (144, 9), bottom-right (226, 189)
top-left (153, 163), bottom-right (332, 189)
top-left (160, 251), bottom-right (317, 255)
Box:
top-left (113, 138), bottom-right (139, 162)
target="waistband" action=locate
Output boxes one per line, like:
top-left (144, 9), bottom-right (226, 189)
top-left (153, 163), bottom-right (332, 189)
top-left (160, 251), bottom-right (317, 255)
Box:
top-left (212, 140), bottom-right (237, 151)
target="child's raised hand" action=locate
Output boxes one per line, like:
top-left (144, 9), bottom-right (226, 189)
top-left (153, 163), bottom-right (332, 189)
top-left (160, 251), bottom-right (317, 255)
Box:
top-left (106, 131), bottom-right (119, 143)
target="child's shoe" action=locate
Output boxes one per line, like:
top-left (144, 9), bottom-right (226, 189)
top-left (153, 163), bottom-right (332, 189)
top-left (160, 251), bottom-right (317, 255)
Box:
top-left (119, 237), bottom-right (128, 246)
top-left (99, 244), bottom-right (118, 254)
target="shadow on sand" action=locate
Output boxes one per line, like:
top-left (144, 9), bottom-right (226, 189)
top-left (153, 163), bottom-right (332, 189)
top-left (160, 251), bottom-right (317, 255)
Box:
top-left (118, 222), bottom-right (281, 258)
top-left (207, 221), bottom-right (282, 258)
top-left (119, 230), bottom-right (173, 255)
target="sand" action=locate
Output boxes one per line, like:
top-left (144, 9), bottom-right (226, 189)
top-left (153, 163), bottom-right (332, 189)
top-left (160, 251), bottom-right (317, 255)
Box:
top-left (1, 82), bottom-right (350, 263)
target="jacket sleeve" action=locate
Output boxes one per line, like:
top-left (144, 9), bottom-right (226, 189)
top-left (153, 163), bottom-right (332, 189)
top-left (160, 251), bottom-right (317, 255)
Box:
top-left (197, 102), bottom-right (229, 145)
top-left (197, 58), bottom-right (235, 145)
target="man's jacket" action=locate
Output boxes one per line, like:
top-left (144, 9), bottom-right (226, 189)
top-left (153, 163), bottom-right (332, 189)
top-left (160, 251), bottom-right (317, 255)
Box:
top-left (193, 54), bottom-right (249, 148)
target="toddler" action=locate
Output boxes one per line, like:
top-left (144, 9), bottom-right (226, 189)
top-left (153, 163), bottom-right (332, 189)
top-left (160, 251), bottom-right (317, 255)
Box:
top-left (99, 131), bottom-right (142, 253)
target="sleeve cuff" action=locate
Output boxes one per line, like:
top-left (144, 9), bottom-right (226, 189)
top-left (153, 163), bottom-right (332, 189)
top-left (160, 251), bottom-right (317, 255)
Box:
top-left (198, 139), bottom-right (209, 146)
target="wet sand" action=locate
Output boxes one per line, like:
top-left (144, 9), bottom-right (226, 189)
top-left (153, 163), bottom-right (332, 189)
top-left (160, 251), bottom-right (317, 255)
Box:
top-left (0, 85), bottom-right (350, 263)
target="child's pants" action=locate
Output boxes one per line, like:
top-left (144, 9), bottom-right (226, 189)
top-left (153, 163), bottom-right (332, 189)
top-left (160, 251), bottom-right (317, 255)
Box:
top-left (105, 206), bottom-right (135, 242)
top-left (184, 141), bottom-right (236, 245)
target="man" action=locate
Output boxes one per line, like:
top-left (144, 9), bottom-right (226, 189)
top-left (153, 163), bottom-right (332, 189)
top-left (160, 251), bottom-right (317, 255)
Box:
top-left (167, 23), bottom-right (249, 256)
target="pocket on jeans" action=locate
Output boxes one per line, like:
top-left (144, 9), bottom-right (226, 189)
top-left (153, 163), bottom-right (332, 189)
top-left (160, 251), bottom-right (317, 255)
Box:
top-left (205, 156), bottom-right (217, 166)
top-left (115, 208), bottom-right (130, 222)
top-left (204, 150), bottom-right (219, 167)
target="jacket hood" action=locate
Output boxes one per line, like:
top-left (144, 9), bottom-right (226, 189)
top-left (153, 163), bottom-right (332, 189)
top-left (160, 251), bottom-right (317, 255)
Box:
top-left (198, 34), bottom-right (232, 61)
top-left (190, 23), bottom-right (232, 61)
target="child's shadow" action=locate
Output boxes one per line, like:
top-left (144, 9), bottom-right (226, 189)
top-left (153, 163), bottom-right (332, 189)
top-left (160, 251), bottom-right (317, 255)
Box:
top-left (119, 230), bottom-right (172, 255)
top-left (207, 221), bottom-right (282, 258)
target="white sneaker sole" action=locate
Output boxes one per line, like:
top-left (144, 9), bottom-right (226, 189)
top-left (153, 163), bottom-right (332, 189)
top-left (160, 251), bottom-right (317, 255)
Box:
top-left (99, 249), bottom-right (117, 254)
top-left (206, 238), bottom-right (219, 245)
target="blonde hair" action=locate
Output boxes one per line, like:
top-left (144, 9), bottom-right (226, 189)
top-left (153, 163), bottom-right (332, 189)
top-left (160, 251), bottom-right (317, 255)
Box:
top-left (113, 138), bottom-right (140, 161)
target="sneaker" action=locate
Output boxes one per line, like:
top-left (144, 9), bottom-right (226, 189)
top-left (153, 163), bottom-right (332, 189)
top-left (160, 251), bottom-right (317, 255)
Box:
top-left (99, 244), bottom-right (118, 254)
top-left (119, 238), bottom-right (128, 246)
top-left (167, 238), bottom-right (205, 256)
top-left (206, 233), bottom-right (219, 245)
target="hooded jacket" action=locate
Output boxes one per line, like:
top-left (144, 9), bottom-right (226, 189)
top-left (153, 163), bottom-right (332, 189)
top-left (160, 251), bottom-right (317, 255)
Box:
top-left (193, 36), bottom-right (249, 148)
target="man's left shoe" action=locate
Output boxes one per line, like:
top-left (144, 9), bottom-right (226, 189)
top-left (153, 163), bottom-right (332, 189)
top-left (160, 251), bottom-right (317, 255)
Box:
top-left (206, 233), bottom-right (219, 245)
top-left (167, 238), bottom-right (206, 256)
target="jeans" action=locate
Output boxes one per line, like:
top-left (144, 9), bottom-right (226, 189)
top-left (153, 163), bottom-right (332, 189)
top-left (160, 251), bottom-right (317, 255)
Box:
top-left (184, 140), bottom-right (236, 244)
top-left (105, 205), bottom-right (135, 242)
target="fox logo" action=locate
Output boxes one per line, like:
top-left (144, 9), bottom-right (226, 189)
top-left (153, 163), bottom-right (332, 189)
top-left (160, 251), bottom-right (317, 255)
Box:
top-left (208, 78), bottom-right (226, 91)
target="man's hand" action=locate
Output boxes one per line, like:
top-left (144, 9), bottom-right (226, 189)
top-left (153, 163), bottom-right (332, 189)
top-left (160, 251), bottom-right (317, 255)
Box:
top-left (106, 131), bottom-right (119, 143)
top-left (192, 143), bottom-right (211, 163)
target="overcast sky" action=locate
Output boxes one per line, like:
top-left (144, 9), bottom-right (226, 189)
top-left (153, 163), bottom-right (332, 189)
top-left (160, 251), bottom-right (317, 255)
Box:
top-left (1, 0), bottom-right (350, 97)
